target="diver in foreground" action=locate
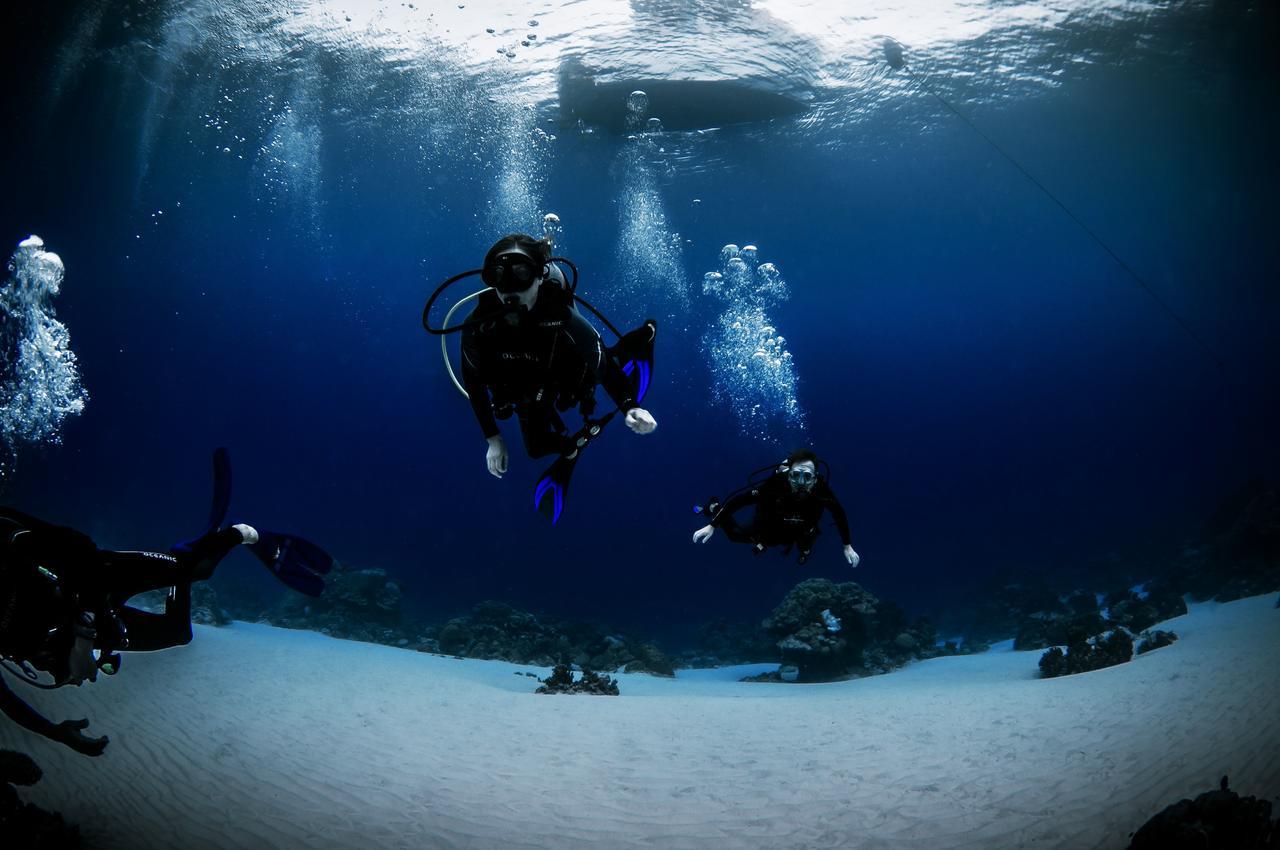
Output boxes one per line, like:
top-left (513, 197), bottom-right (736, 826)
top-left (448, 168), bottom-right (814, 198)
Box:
top-left (424, 233), bottom-right (657, 523)
top-left (0, 448), bottom-right (333, 756)
top-left (692, 449), bottom-right (859, 567)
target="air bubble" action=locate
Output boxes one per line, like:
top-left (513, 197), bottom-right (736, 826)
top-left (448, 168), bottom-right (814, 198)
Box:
top-left (626, 90), bottom-right (648, 115)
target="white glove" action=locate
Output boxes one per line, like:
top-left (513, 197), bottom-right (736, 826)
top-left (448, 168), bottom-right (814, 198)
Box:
top-left (693, 525), bottom-right (715, 544)
top-left (625, 407), bottom-right (657, 434)
top-left (844, 545), bottom-right (860, 567)
top-left (232, 523), bottom-right (260, 545)
top-left (485, 436), bottom-right (508, 479)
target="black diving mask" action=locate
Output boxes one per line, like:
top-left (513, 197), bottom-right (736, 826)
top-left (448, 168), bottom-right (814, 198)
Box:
top-left (483, 251), bottom-right (544, 294)
top-left (788, 467), bottom-right (816, 488)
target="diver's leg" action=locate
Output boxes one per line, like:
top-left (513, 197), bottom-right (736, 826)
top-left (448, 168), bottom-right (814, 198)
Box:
top-left (717, 510), bottom-right (759, 545)
top-left (96, 527), bottom-right (243, 598)
top-left (92, 554), bottom-right (194, 651)
top-left (517, 404), bottom-right (568, 458)
top-left (93, 551), bottom-right (183, 599)
top-left (94, 528), bottom-right (244, 651)
top-left (113, 593), bottom-right (194, 651)
top-left (795, 527), bottom-right (821, 565)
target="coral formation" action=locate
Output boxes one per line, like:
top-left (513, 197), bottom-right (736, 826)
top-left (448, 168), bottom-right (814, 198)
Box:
top-left (1038, 630), bottom-right (1133, 678)
top-left (1104, 581), bottom-right (1188, 633)
top-left (1135, 629), bottom-right (1178, 655)
top-left (1128, 775), bottom-right (1278, 849)
top-left (535, 664), bottom-right (620, 695)
top-left (429, 601), bottom-right (675, 675)
top-left (265, 561), bottom-right (405, 644)
top-left (676, 618), bottom-right (777, 667)
top-left (756, 579), bottom-right (953, 682)
top-left (1171, 479), bottom-right (1280, 602)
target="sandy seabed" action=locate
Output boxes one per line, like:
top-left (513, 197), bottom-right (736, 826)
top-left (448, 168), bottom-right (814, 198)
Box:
top-left (3, 594), bottom-right (1278, 849)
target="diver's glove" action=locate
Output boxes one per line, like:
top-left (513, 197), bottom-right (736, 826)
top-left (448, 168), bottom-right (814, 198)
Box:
top-left (844, 545), bottom-right (860, 568)
top-left (232, 523), bottom-right (259, 545)
top-left (486, 435), bottom-right (508, 479)
top-left (692, 525), bottom-right (715, 544)
top-left (54, 718), bottom-right (108, 757)
top-left (624, 407), bottom-right (657, 435)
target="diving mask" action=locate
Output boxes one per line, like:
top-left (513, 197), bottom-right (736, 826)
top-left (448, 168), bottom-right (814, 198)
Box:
top-left (483, 250), bottom-right (544, 294)
top-left (787, 466), bottom-right (816, 489)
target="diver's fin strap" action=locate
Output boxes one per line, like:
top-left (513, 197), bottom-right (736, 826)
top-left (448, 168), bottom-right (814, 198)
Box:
top-left (561, 412), bottom-right (617, 459)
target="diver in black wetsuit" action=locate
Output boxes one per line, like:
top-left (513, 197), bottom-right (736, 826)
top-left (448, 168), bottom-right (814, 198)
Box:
top-left (0, 508), bottom-right (255, 755)
top-left (692, 450), bottom-right (860, 567)
top-left (0, 449), bottom-right (333, 756)
top-left (460, 233), bottom-right (657, 478)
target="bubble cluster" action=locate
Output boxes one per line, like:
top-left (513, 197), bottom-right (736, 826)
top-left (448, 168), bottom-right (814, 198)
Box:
top-left (0, 236), bottom-right (88, 478)
top-left (625, 90), bottom-right (649, 132)
top-left (701, 243), bottom-right (803, 439)
top-left (614, 86), bottom-right (687, 320)
top-left (255, 106), bottom-right (323, 238)
top-left (484, 97), bottom-right (550, 235)
top-left (541, 212), bottom-right (562, 246)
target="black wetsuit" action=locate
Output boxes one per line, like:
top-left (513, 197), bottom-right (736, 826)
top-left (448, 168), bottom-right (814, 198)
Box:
top-left (1, 507), bottom-right (240, 657)
top-left (0, 507), bottom-right (241, 754)
top-left (460, 279), bottom-right (637, 457)
top-left (709, 474), bottom-right (852, 556)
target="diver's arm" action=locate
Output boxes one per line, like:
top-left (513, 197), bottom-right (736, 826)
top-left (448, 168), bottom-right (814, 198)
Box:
top-left (0, 672), bottom-right (108, 756)
top-left (563, 308), bottom-right (656, 433)
top-left (461, 333), bottom-right (508, 477)
top-left (822, 488), bottom-right (853, 546)
top-left (460, 331), bottom-right (501, 440)
top-left (709, 490), bottom-right (757, 530)
top-left (821, 486), bottom-right (860, 566)
top-left (566, 308), bottom-right (636, 411)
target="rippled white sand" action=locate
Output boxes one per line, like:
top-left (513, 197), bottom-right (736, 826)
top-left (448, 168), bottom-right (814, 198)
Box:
top-left (3, 594), bottom-right (1278, 849)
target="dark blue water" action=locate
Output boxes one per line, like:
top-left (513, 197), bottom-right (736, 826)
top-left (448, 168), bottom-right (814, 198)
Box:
top-left (2, 1), bottom-right (1276, 647)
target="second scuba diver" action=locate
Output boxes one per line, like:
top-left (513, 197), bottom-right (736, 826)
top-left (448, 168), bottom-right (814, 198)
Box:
top-left (692, 449), bottom-right (860, 567)
top-left (460, 234), bottom-right (656, 477)
top-left (425, 232), bottom-right (658, 522)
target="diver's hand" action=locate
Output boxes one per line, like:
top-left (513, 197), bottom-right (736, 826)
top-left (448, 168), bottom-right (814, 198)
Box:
top-left (844, 545), bottom-right (860, 567)
top-left (625, 407), bottom-right (657, 434)
top-left (232, 523), bottom-right (260, 545)
top-left (55, 718), bottom-right (109, 757)
top-left (693, 525), bottom-right (715, 544)
top-left (486, 435), bottom-right (508, 479)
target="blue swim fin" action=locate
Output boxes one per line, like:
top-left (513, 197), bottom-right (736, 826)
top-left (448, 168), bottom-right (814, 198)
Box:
top-left (533, 418), bottom-right (616, 525)
top-left (610, 320), bottom-right (657, 404)
top-left (534, 454), bottom-right (579, 525)
top-left (247, 530), bottom-right (334, 597)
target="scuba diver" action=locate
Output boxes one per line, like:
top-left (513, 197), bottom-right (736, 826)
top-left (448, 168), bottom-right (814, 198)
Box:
top-left (692, 449), bottom-right (860, 567)
top-left (0, 448), bottom-right (333, 756)
top-left (423, 233), bottom-right (658, 523)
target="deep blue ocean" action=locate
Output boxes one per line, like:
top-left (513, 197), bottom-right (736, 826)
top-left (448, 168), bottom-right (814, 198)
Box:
top-left (2, 0), bottom-right (1276, 648)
